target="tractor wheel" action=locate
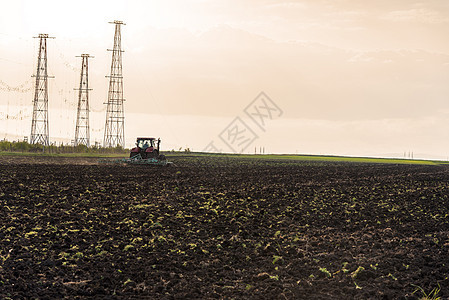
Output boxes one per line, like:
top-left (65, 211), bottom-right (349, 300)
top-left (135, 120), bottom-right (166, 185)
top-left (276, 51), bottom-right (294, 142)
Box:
top-left (158, 154), bottom-right (166, 161)
top-left (130, 152), bottom-right (139, 158)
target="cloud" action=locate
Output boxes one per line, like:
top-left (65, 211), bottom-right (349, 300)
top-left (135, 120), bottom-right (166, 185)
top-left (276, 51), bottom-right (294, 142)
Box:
top-left (381, 8), bottom-right (449, 24)
top-left (117, 24), bottom-right (449, 124)
top-left (264, 2), bottom-right (307, 9)
top-left (347, 53), bottom-right (374, 63)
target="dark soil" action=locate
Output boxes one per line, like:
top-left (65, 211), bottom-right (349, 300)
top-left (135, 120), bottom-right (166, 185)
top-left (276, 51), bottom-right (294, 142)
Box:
top-left (0, 155), bottom-right (448, 299)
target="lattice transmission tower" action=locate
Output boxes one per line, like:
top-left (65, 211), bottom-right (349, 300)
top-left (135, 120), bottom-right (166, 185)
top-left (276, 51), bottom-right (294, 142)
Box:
top-left (104, 20), bottom-right (125, 148)
top-left (74, 54), bottom-right (93, 147)
top-left (30, 34), bottom-right (54, 146)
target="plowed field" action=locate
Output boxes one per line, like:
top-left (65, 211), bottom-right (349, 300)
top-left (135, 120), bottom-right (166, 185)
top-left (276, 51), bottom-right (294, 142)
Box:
top-left (1, 155), bottom-right (448, 299)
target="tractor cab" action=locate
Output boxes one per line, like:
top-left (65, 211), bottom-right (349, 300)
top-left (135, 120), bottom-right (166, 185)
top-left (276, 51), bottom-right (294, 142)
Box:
top-left (130, 137), bottom-right (162, 159)
top-left (137, 138), bottom-right (156, 150)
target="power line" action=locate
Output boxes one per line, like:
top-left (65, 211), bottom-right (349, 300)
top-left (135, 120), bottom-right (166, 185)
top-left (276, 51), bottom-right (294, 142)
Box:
top-left (0, 80), bottom-right (33, 93)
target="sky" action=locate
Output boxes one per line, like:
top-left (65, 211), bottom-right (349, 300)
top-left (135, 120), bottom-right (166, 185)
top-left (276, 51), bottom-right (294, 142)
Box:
top-left (1, 0), bottom-right (449, 158)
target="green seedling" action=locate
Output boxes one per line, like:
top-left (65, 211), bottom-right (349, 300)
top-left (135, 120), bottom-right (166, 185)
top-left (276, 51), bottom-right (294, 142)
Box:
top-left (351, 266), bottom-right (365, 279)
top-left (272, 255), bottom-right (282, 264)
top-left (123, 245), bottom-right (134, 251)
top-left (123, 279), bottom-right (133, 286)
top-left (412, 284), bottom-right (441, 300)
top-left (319, 267), bottom-right (332, 278)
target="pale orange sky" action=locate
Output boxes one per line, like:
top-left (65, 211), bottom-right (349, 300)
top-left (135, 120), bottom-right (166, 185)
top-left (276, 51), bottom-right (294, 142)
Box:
top-left (1, 0), bottom-right (449, 158)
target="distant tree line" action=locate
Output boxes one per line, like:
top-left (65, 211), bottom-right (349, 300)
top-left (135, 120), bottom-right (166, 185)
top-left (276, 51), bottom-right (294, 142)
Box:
top-left (0, 140), bottom-right (127, 154)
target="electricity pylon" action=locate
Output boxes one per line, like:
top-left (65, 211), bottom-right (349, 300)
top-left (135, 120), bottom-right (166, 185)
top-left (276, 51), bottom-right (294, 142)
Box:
top-left (104, 20), bottom-right (125, 148)
top-left (74, 54), bottom-right (93, 147)
top-left (30, 34), bottom-right (54, 145)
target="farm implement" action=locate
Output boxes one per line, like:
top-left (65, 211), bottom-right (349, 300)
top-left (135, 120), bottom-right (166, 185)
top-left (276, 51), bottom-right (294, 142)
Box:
top-left (99, 154), bottom-right (172, 166)
top-left (99, 137), bottom-right (172, 166)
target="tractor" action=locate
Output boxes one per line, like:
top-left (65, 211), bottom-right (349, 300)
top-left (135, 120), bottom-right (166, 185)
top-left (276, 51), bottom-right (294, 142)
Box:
top-left (130, 137), bottom-right (166, 161)
top-left (99, 137), bottom-right (171, 166)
